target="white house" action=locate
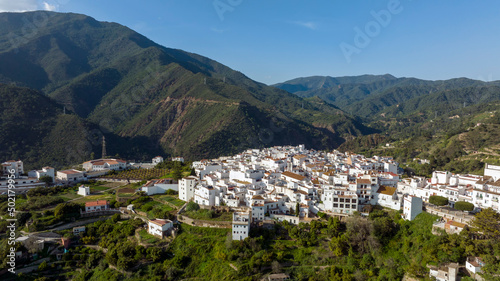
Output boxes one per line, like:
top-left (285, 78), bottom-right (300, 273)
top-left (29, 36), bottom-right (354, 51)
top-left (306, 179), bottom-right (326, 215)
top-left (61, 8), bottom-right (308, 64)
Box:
top-left (57, 169), bottom-right (85, 183)
top-left (179, 176), bottom-right (198, 201)
top-left (485, 163), bottom-right (500, 181)
top-left (194, 185), bottom-right (217, 206)
top-left (2, 160), bottom-right (24, 177)
top-left (141, 179), bottom-right (178, 195)
top-left (373, 186), bottom-right (400, 210)
top-left (77, 185), bottom-right (90, 196)
top-left (403, 195), bottom-right (422, 221)
top-left (428, 263), bottom-right (459, 281)
top-left (466, 257), bottom-right (484, 277)
top-left (271, 214), bottom-right (300, 225)
top-left (28, 166), bottom-right (55, 180)
top-left (322, 189), bottom-right (358, 214)
top-left (148, 219), bottom-right (173, 238)
top-left (172, 157), bottom-right (184, 163)
top-left (281, 171), bottom-right (307, 183)
top-left (152, 156), bottom-right (164, 165)
top-left (82, 159), bottom-right (127, 171)
top-left (232, 211), bottom-right (251, 241)
top-left (84, 200), bottom-right (109, 213)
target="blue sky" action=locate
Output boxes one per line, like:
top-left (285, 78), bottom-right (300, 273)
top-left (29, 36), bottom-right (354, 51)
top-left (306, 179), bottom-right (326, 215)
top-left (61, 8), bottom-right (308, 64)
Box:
top-left (1, 0), bottom-right (500, 85)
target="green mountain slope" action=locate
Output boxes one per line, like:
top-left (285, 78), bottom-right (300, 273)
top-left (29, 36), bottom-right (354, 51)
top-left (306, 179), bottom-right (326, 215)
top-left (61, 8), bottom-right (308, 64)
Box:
top-left (274, 75), bottom-right (500, 117)
top-left (0, 11), bottom-right (372, 165)
top-left (0, 84), bottom-right (161, 170)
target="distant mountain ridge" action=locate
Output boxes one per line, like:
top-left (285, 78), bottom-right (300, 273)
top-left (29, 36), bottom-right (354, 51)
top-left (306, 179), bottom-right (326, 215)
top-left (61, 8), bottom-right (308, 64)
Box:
top-left (274, 75), bottom-right (500, 118)
top-left (0, 11), bottom-right (372, 168)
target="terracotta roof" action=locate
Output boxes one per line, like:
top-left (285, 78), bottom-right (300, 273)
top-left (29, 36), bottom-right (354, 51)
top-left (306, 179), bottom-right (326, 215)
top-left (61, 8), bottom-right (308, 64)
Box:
top-left (252, 195), bottom-right (265, 200)
top-left (446, 220), bottom-right (466, 228)
top-left (376, 186), bottom-right (397, 196)
top-left (357, 179), bottom-right (371, 184)
top-left (85, 200), bottom-right (108, 207)
top-left (150, 219), bottom-right (172, 226)
top-left (282, 171), bottom-right (306, 181)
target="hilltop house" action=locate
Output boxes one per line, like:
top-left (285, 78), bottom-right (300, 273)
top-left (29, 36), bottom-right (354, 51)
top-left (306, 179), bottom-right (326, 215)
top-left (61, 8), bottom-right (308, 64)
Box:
top-left (373, 186), bottom-right (400, 210)
top-left (2, 160), bottom-right (24, 177)
top-left (82, 159), bottom-right (127, 171)
top-left (84, 200), bottom-right (109, 213)
top-left (28, 166), bottom-right (55, 180)
top-left (232, 211), bottom-right (251, 241)
top-left (148, 219), bottom-right (173, 238)
top-left (141, 179), bottom-right (178, 195)
top-left (57, 169), bottom-right (85, 183)
top-left (152, 156), bottom-right (164, 165)
top-left (77, 185), bottom-right (90, 196)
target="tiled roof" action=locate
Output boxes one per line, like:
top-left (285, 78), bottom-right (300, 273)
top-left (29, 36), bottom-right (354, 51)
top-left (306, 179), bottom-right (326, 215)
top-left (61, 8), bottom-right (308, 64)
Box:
top-left (85, 200), bottom-right (108, 207)
top-left (376, 185), bottom-right (397, 196)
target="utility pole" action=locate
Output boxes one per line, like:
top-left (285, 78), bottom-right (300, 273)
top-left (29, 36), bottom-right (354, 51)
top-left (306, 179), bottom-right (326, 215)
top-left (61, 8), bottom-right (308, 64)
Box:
top-left (102, 136), bottom-right (107, 159)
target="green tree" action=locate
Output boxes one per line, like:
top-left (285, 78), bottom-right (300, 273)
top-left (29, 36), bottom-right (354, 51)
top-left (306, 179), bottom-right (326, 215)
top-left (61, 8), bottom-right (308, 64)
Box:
top-left (329, 234), bottom-right (348, 257)
top-left (172, 167), bottom-right (183, 180)
top-left (454, 201), bottom-right (474, 211)
top-left (295, 202), bottom-right (300, 217)
top-left (186, 201), bottom-right (200, 212)
top-left (54, 202), bottom-right (82, 220)
top-left (39, 175), bottom-right (53, 185)
top-left (429, 195), bottom-right (448, 206)
top-left (471, 208), bottom-right (500, 239)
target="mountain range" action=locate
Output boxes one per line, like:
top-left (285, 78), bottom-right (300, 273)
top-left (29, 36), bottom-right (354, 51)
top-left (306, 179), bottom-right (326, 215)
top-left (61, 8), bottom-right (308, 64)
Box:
top-left (274, 75), bottom-right (500, 119)
top-left (0, 11), bottom-right (370, 170)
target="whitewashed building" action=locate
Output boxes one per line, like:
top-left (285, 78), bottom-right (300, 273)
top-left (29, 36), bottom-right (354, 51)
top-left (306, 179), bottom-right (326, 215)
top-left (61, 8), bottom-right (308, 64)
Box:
top-left (403, 195), bottom-right (422, 221)
top-left (232, 211), bottom-right (251, 241)
top-left (148, 219), bottom-right (173, 238)
top-left (77, 185), bottom-right (90, 196)
top-left (142, 179), bottom-right (178, 195)
top-left (28, 166), bottom-right (55, 180)
top-left (2, 160), bottom-right (24, 177)
top-left (152, 156), bottom-right (164, 165)
top-left (82, 159), bottom-right (127, 171)
top-left (179, 176), bottom-right (198, 201)
top-left (57, 169), bottom-right (85, 183)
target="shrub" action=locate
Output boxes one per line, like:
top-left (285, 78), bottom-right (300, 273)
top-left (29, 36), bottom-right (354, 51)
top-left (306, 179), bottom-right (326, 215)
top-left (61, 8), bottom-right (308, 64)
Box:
top-left (429, 195), bottom-right (448, 206)
top-left (186, 201), bottom-right (200, 212)
top-left (454, 201), bottom-right (474, 211)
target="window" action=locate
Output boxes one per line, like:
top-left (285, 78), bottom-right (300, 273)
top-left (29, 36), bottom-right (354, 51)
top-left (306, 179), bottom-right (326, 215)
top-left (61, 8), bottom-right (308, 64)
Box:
top-left (345, 199), bottom-right (350, 203)
top-left (340, 204), bottom-right (344, 208)
top-left (345, 204), bottom-right (350, 209)
top-left (352, 199), bottom-right (357, 203)
top-left (352, 205), bottom-right (356, 209)
top-left (333, 203), bottom-right (338, 208)
top-left (340, 198), bottom-right (345, 203)
top-left (333, 198), bottom-right (338, 202)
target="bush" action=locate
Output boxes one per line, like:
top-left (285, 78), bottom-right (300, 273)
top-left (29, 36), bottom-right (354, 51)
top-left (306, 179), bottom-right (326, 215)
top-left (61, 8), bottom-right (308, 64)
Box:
top-left (186, 202), bottom-right (200, 212)
top-left (454, 201), bottom-right (474, 211)
top-left (166, 189), bottom-right (178, 195)
top-left (429, 195), bottom-right (448, 206)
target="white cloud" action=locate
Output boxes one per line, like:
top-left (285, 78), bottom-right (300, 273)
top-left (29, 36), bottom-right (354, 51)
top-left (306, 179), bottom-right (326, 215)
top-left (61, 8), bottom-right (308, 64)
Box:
top-left (0, 0), bottom-right (59, 12)
top-left (0, 0), bottom-right (38, 12)
top-left (291, 21), bottom-right (318, 30)
top-left (42, 1), bottom-right (57, 11)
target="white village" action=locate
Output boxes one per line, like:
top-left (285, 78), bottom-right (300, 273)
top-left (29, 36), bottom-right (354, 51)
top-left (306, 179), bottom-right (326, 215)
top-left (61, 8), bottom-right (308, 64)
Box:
top-left (3, 145), bottom-right (500, 279)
